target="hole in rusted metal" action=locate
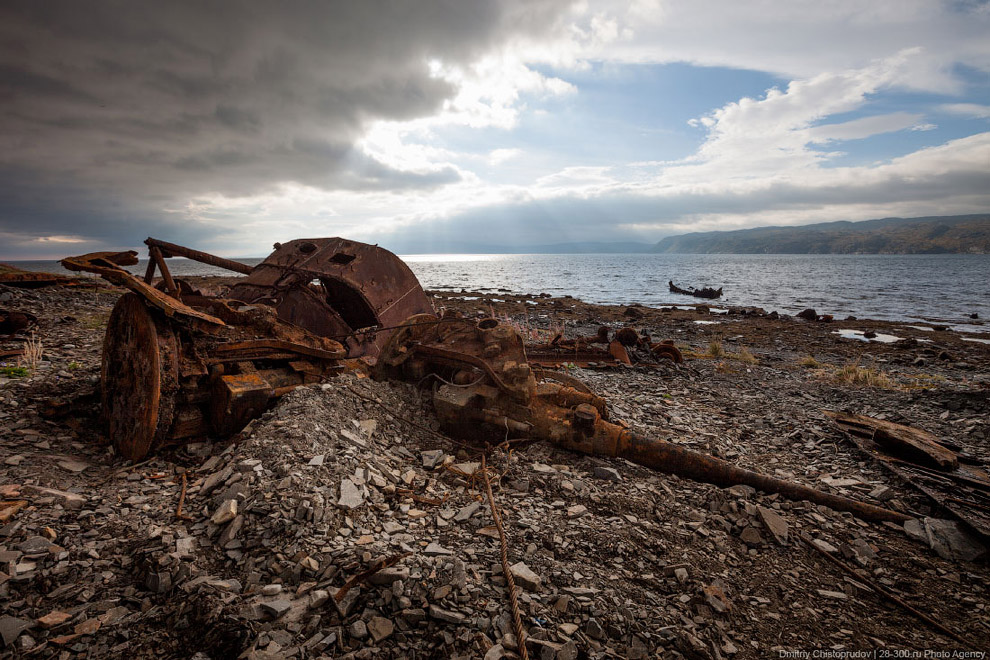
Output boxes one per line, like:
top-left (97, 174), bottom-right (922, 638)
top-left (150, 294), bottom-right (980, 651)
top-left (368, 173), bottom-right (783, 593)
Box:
top-left (478, 318), bottom-right (498, 329)
top-left (298, 242), bottom-right (317, 253)
top-left (329, 252), bottom-right (355, 265)
top-left (321, 278), bottom-right (377, 330)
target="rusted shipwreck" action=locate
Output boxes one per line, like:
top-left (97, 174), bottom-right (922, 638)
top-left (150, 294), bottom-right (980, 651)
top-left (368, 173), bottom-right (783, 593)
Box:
top-left (669, 280), bottom-right (722, 299)
top-left (62, 237), bottom-right (910, 526)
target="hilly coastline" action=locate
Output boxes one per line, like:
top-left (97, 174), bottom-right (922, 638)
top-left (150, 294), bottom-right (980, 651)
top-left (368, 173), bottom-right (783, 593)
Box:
top-left (653, 214), bottom-right (990, 254)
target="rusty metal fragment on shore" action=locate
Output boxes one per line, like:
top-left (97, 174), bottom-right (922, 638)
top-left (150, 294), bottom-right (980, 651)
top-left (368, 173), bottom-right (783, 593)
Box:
top-left (827, 411), bottom-right (990, 539)
top-left (526, 325), bottom-right (683, 367)
top-left (0, 267), bottom-right (80, 289)
top-left (1, 310), bottom-right (37, 335)
top-left (826, 411), bottom-right (959, 470)
top-left (66, 236), bottom-right (911, 526)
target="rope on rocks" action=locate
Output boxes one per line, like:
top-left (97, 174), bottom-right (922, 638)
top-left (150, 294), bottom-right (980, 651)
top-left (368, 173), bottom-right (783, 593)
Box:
top-left (481, 453), bottom-right (529, 660)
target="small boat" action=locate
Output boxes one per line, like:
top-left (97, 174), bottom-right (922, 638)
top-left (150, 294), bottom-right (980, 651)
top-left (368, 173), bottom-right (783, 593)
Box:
top-left (669, 280), bottom-right (722, 299)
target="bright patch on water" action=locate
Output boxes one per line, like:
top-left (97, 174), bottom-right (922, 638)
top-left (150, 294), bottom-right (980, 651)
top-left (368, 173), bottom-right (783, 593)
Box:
top-left (694, 320), bottom-right (720, 325)
top-left (904, 325), bottom-right (934, 332)
top-left (834, 329), bottom-right (902, 343)
top-left (962, 337), bottom-right (990, 345)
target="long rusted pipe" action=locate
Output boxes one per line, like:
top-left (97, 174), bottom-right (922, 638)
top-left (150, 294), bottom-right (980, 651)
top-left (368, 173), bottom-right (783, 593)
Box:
top-left (549, 419), bottom-right (911, 524)
top-left (145, 237), bottom-right (254, 275)
top-left (616, 431), bottom-right (911, 524)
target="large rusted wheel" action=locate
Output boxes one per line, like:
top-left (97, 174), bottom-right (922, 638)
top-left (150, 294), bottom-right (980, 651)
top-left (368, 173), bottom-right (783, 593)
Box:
top-left (101, 293), bottom-right (179, 461)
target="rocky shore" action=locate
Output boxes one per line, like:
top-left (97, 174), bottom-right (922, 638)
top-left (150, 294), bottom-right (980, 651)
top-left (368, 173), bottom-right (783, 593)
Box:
top-left (1, 281), bottom-right (988, 658)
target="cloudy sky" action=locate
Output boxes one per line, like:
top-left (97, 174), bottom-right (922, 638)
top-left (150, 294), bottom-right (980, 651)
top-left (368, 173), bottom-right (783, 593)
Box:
top-left (2, 0), bottom-right (989, 259)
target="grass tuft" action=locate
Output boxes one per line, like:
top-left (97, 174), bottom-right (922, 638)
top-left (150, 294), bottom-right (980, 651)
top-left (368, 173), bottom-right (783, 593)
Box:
top-left (18, 333), bottom-right (43, 372)
top-left (799, 355), bottom-right (820, 368)
top-left (705, 338), bottom-right (725, 358)
top-left (831, 362), bottom-right (894, 388)
top-left (734, 346), bottom-right (759, 365)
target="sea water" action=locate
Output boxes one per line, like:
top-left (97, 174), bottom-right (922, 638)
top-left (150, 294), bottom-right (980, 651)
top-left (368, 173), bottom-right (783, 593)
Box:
top-left (9, 253), bottom-right (989, 330)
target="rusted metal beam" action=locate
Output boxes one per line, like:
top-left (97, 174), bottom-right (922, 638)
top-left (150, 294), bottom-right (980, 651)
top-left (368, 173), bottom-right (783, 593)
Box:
top-left (145, 237), bottom-right (254, 275)
top-left (143, 255), bottom-right (157, 284)
top-left (210, 339), bottom-right (347, 361)
top-left (62, 251), bottom-right (225, 328)
top-left (149, 246), bottom-right (179, 296)
top-left (0, 271), bottom-right (80, 288)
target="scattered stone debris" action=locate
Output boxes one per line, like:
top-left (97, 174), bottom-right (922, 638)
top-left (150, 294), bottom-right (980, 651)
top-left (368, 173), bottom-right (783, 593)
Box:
top-left (1, 283), bottom-right (988, 657)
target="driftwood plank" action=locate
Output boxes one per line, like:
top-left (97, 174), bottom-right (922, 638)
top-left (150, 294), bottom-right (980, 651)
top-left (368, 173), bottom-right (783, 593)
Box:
top-left (824, 411), bottom-right (959, 471)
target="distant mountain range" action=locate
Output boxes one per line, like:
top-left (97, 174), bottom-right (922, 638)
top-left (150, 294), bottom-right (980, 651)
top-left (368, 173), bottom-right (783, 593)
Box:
top-left (382, 214), bottom-right (990, 255)
top-left (652, 214), bottom-right (990, 254)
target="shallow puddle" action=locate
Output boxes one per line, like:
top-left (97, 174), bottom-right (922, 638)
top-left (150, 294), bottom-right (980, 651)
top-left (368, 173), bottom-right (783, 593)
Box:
top-left (834, 329), bottom-right (902, 343)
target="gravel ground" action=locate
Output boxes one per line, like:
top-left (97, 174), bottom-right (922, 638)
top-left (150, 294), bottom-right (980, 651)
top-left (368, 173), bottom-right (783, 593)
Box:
top-left (1, 282), bottom-right (988, 659)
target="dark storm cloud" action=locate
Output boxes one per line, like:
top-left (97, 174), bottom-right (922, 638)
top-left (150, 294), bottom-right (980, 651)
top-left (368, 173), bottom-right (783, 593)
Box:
top-left (0, 0), bottom-right (573, 257)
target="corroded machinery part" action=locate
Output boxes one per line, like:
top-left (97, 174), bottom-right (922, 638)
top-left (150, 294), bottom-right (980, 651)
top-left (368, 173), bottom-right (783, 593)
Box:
top-left (228, 238), bottom-right (435, 359)
top-left (382, 314), bottom-right (910, 525)
top-left (100, 293), bottom-right (348, 461)
top-left (64, 248), bottom-right (351, 461)
top-left (550, 411), bottom-right (911, 525)
top-left (377, 313), bottom-right (538, 403)
top-left (102, 293), bottom-right (179, 462)
top-left (526, 326), bottom-right (683, 368)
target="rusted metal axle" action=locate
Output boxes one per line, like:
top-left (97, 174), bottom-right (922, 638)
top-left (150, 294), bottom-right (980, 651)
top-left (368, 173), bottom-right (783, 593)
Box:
top-left (554, 419), bottom-right (911, 524)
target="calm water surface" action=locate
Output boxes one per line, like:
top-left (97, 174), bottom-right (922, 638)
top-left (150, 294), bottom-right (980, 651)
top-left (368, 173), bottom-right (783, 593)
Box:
top-left (11, 254), bottom-right (989, 330)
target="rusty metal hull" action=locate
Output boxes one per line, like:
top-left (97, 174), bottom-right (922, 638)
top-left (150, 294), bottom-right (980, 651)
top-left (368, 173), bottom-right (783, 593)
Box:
top-left (229, 238), bottom-right (434, 359)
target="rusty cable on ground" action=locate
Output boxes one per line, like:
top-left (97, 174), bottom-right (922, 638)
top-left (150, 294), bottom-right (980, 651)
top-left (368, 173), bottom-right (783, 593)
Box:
top-left (481, 453), bottom-right (529, 660)
top-left (174, 472), bottom-right (190, 520)
top-left (418, 371), bottom-right (487, 389)
top-left (326, 317), bottom-right (475, 340)
top-left (797, 532), bottom-right (975, 649)
top-left (334, 552), bottom-right (411, 603)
